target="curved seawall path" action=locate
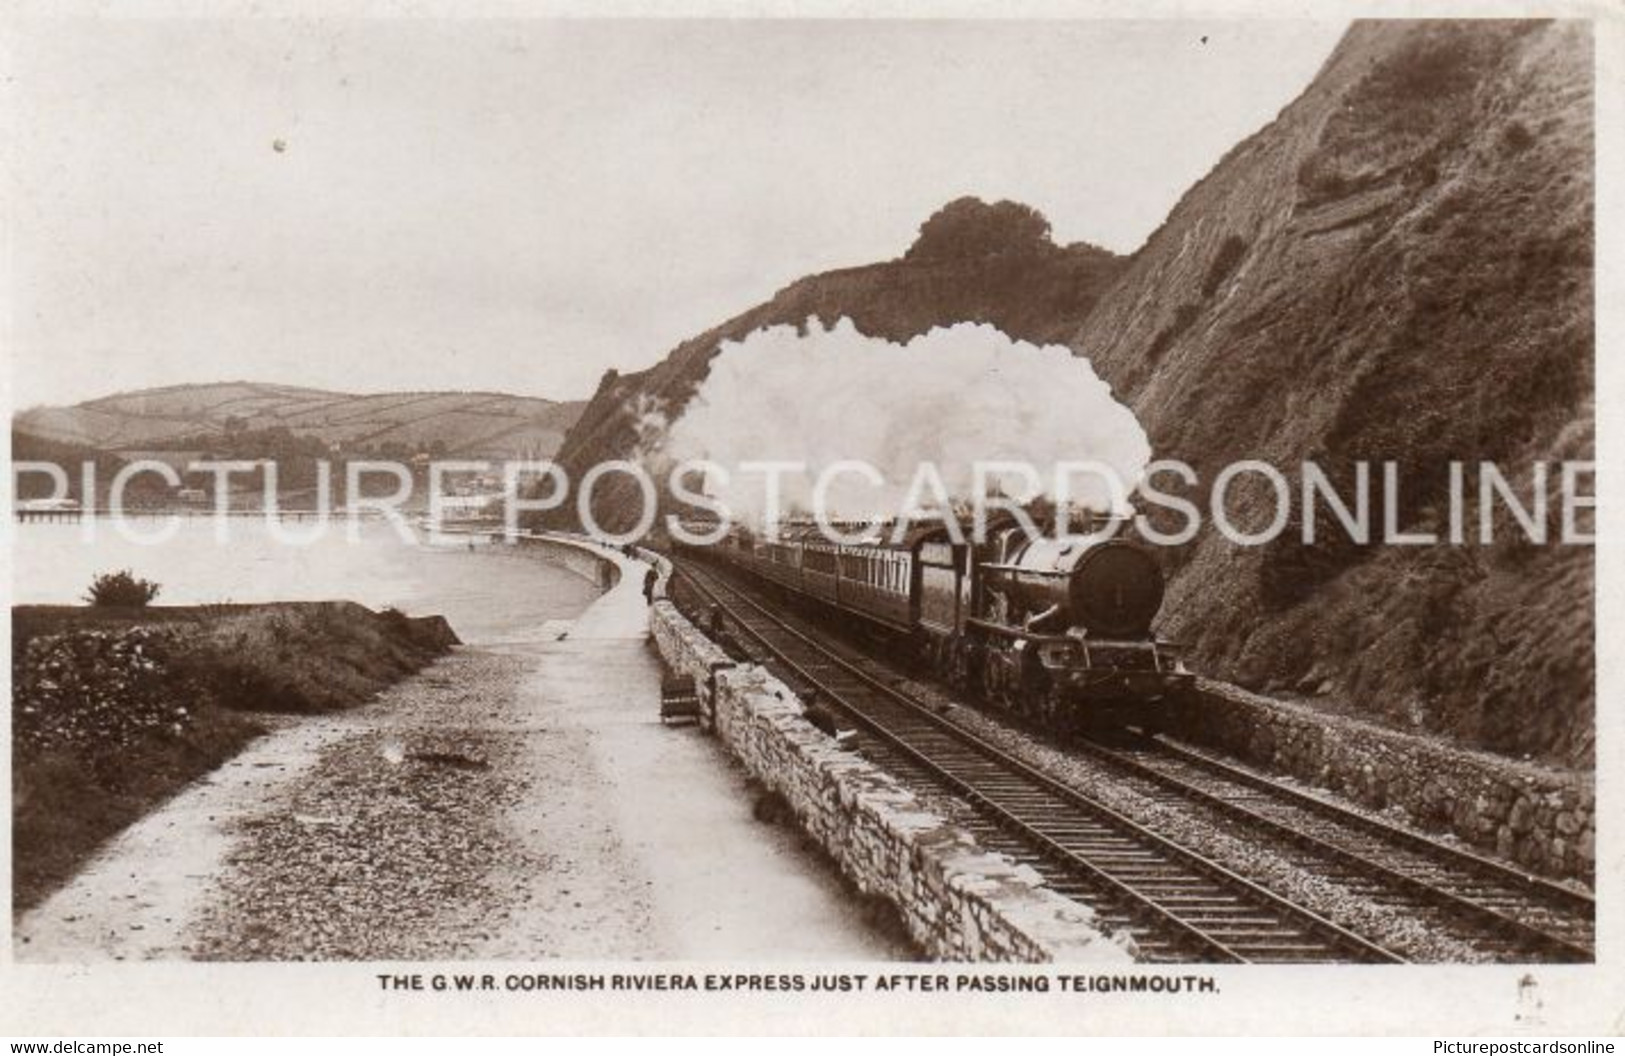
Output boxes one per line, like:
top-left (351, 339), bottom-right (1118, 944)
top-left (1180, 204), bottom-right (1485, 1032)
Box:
top-left (14, 534), bottom-right (907, 962)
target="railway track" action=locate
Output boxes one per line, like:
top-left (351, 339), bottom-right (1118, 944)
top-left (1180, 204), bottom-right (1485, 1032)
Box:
top-left (1071, 735), bottom-right (1594, 962)
top-left (672, 555), bottom-right (1594, 965)
top-left (674, 558), bottom-right (1405, 965)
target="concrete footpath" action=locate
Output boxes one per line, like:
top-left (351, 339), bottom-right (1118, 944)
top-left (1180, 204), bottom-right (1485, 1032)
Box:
top-left (481, 539), bottom-right (909, 959)
top-left (15, 538), bottom-right (907, 961)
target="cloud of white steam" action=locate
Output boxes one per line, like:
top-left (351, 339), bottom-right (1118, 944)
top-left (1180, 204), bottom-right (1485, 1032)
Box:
top-left (651, 317), bottom-right (1151, 525)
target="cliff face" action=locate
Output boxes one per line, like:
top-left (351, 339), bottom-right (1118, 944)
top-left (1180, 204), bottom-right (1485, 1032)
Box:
top-left (549, 20), bottom-right (1593, 764)
top-left (1068, 20), bottom-right (1593, 763)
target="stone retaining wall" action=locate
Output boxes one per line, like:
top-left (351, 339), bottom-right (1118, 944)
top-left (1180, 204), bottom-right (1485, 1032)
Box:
top-left (1174, 680), bottom-right (1593, 883)
top-left (650, 597), bottom-right (1131, 963)
top-left (511, 531), bottom-right (621, 590)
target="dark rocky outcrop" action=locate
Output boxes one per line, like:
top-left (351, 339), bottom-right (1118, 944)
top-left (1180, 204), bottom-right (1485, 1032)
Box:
top-left (545, 198), bottom-right (1126, 533)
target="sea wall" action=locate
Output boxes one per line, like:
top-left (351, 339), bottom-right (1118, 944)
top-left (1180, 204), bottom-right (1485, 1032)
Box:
top-left (1174, 681), bottom-right (1593, 883)
top-left (650, 596), bottom-right (1131, 963)
top-left (511, 531), bottom-right (621, 590)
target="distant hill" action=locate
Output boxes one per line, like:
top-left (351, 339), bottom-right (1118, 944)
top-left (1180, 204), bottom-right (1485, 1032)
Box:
top-left (16, 381), bottom-right (586, 461)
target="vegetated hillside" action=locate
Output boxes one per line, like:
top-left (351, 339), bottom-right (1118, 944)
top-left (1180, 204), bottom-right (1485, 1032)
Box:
top-left (547, 198), bottom-right (1125, 527)
top-left (16, 381), bottom-right (586, 460)
top-left (12, 428), bottom-right (143, 502)
top-left (1067, 20), bottom-right (1593, 764)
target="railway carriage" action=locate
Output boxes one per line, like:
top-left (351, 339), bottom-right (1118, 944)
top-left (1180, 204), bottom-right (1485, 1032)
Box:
top-left (834, 536), bottom-right (913, 631)
top-left (800, 532), bottom-right (841, 605)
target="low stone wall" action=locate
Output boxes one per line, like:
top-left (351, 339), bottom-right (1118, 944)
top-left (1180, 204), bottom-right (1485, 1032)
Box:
top-left (1174, 680), bottom-right (1593, 884)
top-left (650, 598), bottom-right (1131, 963)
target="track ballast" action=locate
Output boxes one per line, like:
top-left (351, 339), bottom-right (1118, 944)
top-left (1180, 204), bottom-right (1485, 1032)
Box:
top-left (675, 558), bottom-right (1404, 964)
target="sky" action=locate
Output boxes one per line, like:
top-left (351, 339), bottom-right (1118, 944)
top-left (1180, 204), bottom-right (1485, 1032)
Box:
top-left (5, 17), bottom-right (1349, 409)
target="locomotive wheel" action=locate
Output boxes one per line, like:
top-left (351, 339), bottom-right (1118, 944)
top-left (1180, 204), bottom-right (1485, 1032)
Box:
top-left (1075, 706), bottom-right (1116, 740)
top-left (948, 639), bottom-right (971, 691)
top-left (1017, 651), bottom-right (1049, 722)
top-left (979, 659), bottom-right (1004, 708)
top-left (949, 636), bottom-right (968, 685)
top-left (930, 637), bottom-right (950, 678)
top-left (1036, 683), bottom-right (1061, 729)
top-left (978, 659), bottom-right (995, 701)
top-left (1135, 700), bottom-right (1169, 737)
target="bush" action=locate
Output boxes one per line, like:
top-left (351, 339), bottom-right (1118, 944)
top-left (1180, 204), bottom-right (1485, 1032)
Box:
top-left (1295, 158), bottom-right (1361, 204)
top-left (85, 570), bottom-right (161, 608)
top-left (1501, 120), bottom-right (1535, 154)
top-left (1361, 32), bottom-right (1479, 108)
top-left (1146, 303), bottom-right (1202, 363)
top-left (904, 197), bottom-right (1054, 262)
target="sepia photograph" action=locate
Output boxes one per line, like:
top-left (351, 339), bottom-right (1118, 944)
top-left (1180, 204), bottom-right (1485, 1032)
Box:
top-left (2, 0), bottom-right (1618, 1039)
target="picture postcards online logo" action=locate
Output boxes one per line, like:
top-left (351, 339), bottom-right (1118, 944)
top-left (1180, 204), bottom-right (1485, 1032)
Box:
top-left (11, 456), bottom-right (1597, 551)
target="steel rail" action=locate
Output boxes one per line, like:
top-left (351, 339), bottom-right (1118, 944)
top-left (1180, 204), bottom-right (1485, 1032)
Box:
top-left (1076, 737), bottom-right (1594, 962)
top-left (675, 557), bottom-right (1405, 965)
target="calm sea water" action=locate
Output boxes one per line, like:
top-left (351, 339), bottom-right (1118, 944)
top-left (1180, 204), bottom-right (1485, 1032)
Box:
top-left (10, 518), bottom-right (602, 645)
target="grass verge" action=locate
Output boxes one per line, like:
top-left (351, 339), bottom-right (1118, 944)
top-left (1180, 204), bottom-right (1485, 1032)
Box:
top-left (12, 601), bottom-right (458, 913)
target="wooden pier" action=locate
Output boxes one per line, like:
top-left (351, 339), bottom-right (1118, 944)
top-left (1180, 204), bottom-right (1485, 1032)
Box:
top-left (13, 507), bottom-right (383, 523)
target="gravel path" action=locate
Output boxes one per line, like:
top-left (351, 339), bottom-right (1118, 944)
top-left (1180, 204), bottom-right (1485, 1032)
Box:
top-left (14, 710), bottom-right (339, 961)
top-left (184, 638), bottom-right (906, 961)
top-left (192, 651), bottom-right (545, 959)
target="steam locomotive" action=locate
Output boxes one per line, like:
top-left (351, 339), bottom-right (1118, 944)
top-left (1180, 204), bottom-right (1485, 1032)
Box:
top-left (677, 517), bottom-right (1191, 731)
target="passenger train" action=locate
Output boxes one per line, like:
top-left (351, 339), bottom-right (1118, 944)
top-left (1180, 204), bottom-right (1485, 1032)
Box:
top-left (675, 517), bottom-right (1191, 731)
